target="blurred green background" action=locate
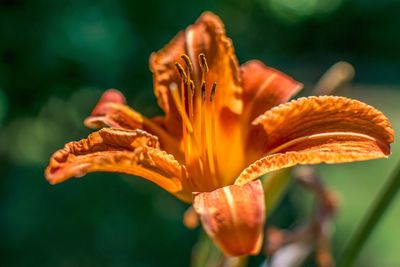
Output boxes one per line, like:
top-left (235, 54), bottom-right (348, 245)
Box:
top-left (0, 0), bottom-right (399, 266)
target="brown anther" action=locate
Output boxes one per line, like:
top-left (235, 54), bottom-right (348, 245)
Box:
top-left (199, 53), bottom-right (209, 73)
top-left (189, 80), bottom-right (195, 93)
top-left (210, 82), bottom-right (216, 102)
top-left (181, 54), bottom-right (193, 74)
top-left (175, 62), bottom-right (187, 84)
top-left (201, 81), bottom-right (206, 102)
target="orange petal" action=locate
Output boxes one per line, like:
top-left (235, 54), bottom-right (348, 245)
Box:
top-left (255, 96), bottom-right (394, 153)
top-left (236, 96), bottom-right (394, 185)
top-left (45, 128), bottom-right (191, 201)
top-left (84, 89), bottom-right (182, 158)
top-left (84, 89), bottom-right (144, 130)
top-left (185, 12), bottom-right (242, 115)
top-left (149, 30), bottom-right (185, 137)
top-left (193, 180), bottom-right (265, 256)
top-left (241, 60), bottom-right (303, 121)
top-left (149, 12), bottom-right (243, 136)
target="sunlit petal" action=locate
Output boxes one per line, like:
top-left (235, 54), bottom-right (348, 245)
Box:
top-left (256, 96), bottom-right (393, 154)
top-left (241, 60), bottom-right (303, 121)
top-left (45, 128), bottom-right (190, 200)
top-left (193, 180), bottom-right (265, 256)
top-left (236, 96), bottom-right (394, 185)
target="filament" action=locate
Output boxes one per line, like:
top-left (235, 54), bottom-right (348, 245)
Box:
top-left (169, 83), bottom-right (193, 133)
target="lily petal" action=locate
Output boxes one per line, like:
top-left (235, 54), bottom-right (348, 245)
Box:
top-left (241, 60), bottom-right (303, 122)
top-left (149, 12), bottom-right (242, 137)
top-left (236, 96), bottom-right (394, 185)
top-left (84, 89), bottom-right (144, 130)
top-left (84, 89), bottom-right (182, 158)
top-left (149, 30), bottom-right (184, 137)
top-left (185, 11), bottom-right (242, 115)
top-left (45, 128), bottom-right (190, 200)
top-left (193, 180), bottom-right (265, 256)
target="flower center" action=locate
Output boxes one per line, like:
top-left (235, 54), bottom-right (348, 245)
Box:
top-left (169, 53), bottom-right (220, 191)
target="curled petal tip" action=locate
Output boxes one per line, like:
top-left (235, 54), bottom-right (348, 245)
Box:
top-left (84, 89), bottom-right (144, 130)
top-left (99, 89), bottom-right (126, 104)
top-left (45, 152), bottom-right (91, 185)
top-left (193, 180), bottom-right (265, 256)
top-left (196, 11), bottom-right (223, 24)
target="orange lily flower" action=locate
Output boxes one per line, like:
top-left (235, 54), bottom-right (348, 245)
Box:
top-left (45, 12), bottom-right (394, 256)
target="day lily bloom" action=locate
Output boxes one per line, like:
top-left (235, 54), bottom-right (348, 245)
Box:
top-left (45, 12), bottom-right (394, 256)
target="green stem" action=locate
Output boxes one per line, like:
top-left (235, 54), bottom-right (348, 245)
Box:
top-left (338, 162), bottom-right (400, 267)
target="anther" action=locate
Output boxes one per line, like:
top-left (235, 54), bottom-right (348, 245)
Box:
top-left (201, 82), bottom-right (206, 102)
top-left (181, 54), bottom-right (193, 74)
top-left (175, 62), bottom-right (187, 84)
top-left (189, 80), bottom-right (195, 93)
top-left (210, 82), bottom-right (216, 102)
top-left (199, 53), bottom-right (209, 73)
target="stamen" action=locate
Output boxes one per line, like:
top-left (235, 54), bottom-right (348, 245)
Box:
top-left (210, 88), bottom-right (220, 184)
top-left (169, 83), bottom-right (193, 133)
top-left (188, 80), bottom-right (195, 119)
top-left (189, 80), bottom-right (195, 94)
top-left (175, 62), bottom-right (187, 84)
top-left (181, 54), bottom-right (193, 74)
top-left (210, 82), bottom-right (216, 102)
top-left (173, 52), bottom-right (223, 190)
top-left (205, 121), bottom-right (216, 181)
top-left (199, 53), bottom-right (209, 73)
top-left (204, 91), bottom-right (217, 186)
top-left (199, 81), bottom-right (207, 177)
top-left (201, 82), bottom-right (206, 103)
top-left (179, 72), bottom-right (189, 164)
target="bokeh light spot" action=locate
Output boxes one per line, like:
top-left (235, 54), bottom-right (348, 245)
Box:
top-left (264, 0), bottom-right (342, 23)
